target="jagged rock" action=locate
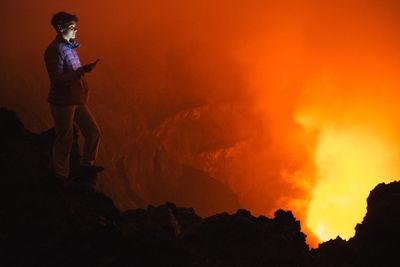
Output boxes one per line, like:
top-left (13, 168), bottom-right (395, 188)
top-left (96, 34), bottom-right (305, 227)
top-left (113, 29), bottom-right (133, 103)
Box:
top-left (0, 108), bottom-right (312, 266)
top-left (0, 107), bottom-right (25, 139)
top-left (309, 237), bottom-right (353, 267)
top-left (179, 209), bottom-right (309, 267)
top-left (0, 107), bottom-right (121, 266)
top-left (350, 180), bottom-right (400, 266)
top-left (2, 107), bottom-right (400, 266)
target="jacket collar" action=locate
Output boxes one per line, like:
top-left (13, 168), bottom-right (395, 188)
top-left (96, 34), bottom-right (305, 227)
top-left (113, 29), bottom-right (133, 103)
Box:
top-left (56, 34), bottom-right (80, 49)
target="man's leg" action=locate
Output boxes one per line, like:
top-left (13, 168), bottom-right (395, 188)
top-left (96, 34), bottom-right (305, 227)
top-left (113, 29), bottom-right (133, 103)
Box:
top-left (74, 104), bottom-right (101, 166)
top-left (49, 104), bottom-right (76, 178)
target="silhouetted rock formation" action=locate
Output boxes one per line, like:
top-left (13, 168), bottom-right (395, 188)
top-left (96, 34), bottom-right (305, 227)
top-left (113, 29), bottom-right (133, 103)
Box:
top-left (1, 107), bottom-right (400, 266)
top-left (0, 107), bottom-right (309, 266)
top-left (351, 181), bottom-right (400, 266)
top-left (178, 209), bottom-right (309, 266)
top-left (0, 107), bottom-right (120, 266)
top-left (309, 237), bottom-right (351, 266)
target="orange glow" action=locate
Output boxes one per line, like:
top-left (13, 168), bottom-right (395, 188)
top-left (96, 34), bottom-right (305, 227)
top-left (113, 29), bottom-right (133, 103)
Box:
top-left (3, 0), bottom-right (400, 248)
top-left (306, 126), bottom-right (398, 241)
top-left (294, 73), bottom-right (400, 242)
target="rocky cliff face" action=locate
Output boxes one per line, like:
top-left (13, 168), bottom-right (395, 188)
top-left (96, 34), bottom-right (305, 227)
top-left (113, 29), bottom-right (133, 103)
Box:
top-left (78, 102), bottom-right (242, 217)
top-left (153, 102), bottom-right (314, 218)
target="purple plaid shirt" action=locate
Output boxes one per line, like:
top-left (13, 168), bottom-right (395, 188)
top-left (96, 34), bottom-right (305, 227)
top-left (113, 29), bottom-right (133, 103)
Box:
top-left (44, 35), bottom-right (89, 105)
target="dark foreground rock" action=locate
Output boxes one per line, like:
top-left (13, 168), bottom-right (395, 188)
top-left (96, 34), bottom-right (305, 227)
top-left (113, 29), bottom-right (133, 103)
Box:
top-left (1, 107), bottom-right (400, 267)
top-left (0, 107), bottom-right (309, 266)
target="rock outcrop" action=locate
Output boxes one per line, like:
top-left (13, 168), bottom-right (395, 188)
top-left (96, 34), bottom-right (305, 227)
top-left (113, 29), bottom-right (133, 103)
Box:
top-left (0, 107), bottom-right (309, 266)
top-left (1, 107), bottom-right (400, 267)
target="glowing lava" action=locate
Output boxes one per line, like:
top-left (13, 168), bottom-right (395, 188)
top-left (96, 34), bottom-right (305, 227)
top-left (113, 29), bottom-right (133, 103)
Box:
top-left (304, 126), bottom-right (398, 241)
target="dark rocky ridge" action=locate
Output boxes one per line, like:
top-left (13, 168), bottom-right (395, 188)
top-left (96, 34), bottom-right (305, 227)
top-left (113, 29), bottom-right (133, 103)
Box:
top-left (1, 107), bottom-right (399, 266)
top-left (88, 103), bottom-right (241, 217)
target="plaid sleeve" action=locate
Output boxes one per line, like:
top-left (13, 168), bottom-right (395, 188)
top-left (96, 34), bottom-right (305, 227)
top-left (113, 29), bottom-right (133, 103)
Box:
top-left (44, 45), bottom-right (83, 86)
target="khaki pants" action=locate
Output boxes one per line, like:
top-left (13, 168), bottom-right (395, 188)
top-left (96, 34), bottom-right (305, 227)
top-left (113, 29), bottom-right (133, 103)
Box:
top-left (49, 104), bottom-right (100, 178)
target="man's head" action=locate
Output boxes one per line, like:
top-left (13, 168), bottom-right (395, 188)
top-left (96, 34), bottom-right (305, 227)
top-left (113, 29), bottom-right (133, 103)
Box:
top-left (51, 12), bottom-right (79, 41)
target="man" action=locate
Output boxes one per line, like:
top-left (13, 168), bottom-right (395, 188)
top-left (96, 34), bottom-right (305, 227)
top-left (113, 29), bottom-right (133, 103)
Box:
top-left (44, 11), bottom-right (104, 183)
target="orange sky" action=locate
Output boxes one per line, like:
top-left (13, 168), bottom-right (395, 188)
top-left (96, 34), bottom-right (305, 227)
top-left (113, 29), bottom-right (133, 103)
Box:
top-left (2, 0), bottom-right (400, 247)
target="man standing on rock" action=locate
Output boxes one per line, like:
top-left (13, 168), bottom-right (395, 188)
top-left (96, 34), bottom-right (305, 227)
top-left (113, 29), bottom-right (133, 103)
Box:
top-left (44, 11), bottom-right (104, 183)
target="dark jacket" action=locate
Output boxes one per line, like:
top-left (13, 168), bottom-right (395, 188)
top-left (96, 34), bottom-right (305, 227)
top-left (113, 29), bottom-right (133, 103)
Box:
top-left (44, 35), bottom-right (89, 105)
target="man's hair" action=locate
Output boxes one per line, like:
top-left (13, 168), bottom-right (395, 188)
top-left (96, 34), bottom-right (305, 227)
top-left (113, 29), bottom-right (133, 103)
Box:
top-left (51, 11), bottom-right (78, 32)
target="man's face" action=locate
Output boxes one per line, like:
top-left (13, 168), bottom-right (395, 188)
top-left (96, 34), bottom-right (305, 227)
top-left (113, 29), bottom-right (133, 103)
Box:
top-left (59, 21), bottom-right (77, 41)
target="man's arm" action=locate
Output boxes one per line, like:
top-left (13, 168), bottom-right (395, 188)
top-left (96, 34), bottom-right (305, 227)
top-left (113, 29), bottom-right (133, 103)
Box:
top-left (44, 46), bottom-right (84, 86)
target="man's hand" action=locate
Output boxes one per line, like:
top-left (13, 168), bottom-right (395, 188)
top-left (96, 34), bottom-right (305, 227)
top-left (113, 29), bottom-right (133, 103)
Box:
top-left (79, 59), bottom-right (100, 74)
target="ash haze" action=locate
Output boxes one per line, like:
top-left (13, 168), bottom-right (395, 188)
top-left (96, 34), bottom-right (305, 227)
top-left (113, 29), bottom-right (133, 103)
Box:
top-left (2, 0), bottom-right (400, 246)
